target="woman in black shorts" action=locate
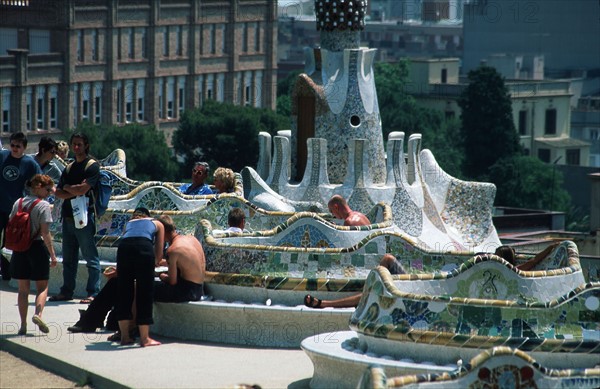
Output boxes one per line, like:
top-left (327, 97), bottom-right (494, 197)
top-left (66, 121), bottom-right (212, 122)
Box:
top-left (10, 174), bottom-right (58, 335)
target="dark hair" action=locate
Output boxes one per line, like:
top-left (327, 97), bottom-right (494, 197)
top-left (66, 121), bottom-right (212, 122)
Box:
top-left (70, 132), bottom-right (90, 154)
top-left (194, 161), bottom-right (210, 174)
top-left (228, 207), bottom-right (245, 228)
top-left (38, 136), bottom-right (57, 154)
top-left (133, 207), bottom-right (151, 217)
top-left (9, 132), bottom-right (27, 147)
top-left (495, 245), bottom-right (516, 265)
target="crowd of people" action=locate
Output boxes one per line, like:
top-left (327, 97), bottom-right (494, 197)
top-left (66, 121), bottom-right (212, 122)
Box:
top-left (0, 131), bottom-right (563, 346)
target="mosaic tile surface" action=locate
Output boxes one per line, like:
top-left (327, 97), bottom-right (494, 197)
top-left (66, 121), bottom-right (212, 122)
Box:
top-left (349, 242), bottom-right (600, 358)
top-left (358, 347), bottom-right (600, 389)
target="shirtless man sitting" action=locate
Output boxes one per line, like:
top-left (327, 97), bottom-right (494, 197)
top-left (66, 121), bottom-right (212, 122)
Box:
top-left (154, 215), bottom-right (205, 302)
top-left (328, 195), bottom-right (370, 226)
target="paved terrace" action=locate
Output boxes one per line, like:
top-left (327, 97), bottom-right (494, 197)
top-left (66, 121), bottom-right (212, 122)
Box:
top-left (0, 282), bottom-right (316, 388)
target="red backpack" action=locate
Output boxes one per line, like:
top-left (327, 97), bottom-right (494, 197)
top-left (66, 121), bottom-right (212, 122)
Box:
top-left (5, 198), bottom-right (42, 252)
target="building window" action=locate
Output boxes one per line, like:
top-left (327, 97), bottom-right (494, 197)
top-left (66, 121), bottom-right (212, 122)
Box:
top-left (25, 87), bottom-right (32, 131)
top-left (545, 108), bottom-right (557, 135)
top-left (94, 82), bottom-right (102, 124)
top-left (236, 72), bottom-right (243, 105)
top-left (518, 110), bottom-right (527, 135)
top-left (220, 24), bottom-right (226, 54)
top-left (82, 83), bottom-right (90, 122)
top-left (538, 148), bottom-right (550, 163)
top-left (36, 85), bottom-right (46, 129)
top-left (140, 28), bottom-right (147, 59)
top-left (1, 88), bottom-right (10, 133)
top-left (128, 27), bottom-right (134, 59)
top-left (116, 81), bottom-right (122, 123)
top-left (441, 68), bottom-right (447, 83)
top-left (176, 26), bottom-right (183, 56)
top-left (254, 71), bottom-right (262, 107)
top-left (254, 22), bottom-right (260, 52)
top-left (125, 80), bottom-right (134, 123)
top-left (566, 149), bottom-right (580, 166)
top-left (242, 23), bottom-right (248, 52)
top-left (197, 75), bottom-right (204, 106)
top-left (77, 30), bottom-right (84, 62)
top-left (177, 76), bottom-right (185, 116)
top-left (117, 28), bottom-right (122, 60)
top-left (166, 77), bottom-right (175, 118)
top-left (209, 24), bottom-right (215, 55)
top-left (72, 84), bottom-right (79, 127)
top-left (29, 29), bottom-right (50, 54)
top-left (162, 27), bottom-right (169, 57)
top-left (244, 71), bottom-right (252, 106)
top-left (137, 79), bottom-right (145, 122)
top-left (217, 73), bottom-right (225, 102)
top-left (91, 29), bottom-right (98, 61)
top-left (158, 78), bottom-right (164, 119)
top-left (49, 85), bottom-right (58, 129)
top-left (206, 74), bottom-right (214, 100)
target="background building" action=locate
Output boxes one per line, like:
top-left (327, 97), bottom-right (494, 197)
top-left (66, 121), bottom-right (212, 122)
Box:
top-left (0, 0), bottom-right (277, 148)
top-left (462, 0), bottom-right (600, 78)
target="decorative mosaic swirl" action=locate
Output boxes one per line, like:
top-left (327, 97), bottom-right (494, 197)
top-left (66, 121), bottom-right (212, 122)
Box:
top-left (349, 253), bottom-right (600, 355)
top-left (359, 347), bottom-right (600, 389)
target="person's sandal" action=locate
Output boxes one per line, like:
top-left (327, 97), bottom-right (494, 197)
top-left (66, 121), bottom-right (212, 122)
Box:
top-left (304, 294), bottom-right (323, 309)
top-left (80, 296), bottom-right (95, 304)
top-left (107, 331), bottom-right (121, 342)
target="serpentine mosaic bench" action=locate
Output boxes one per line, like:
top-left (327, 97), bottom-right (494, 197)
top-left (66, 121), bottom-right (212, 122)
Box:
top-left (302, 241), bottom-right (600, 387)
top-left (358, 347), bottom-right (600, 389)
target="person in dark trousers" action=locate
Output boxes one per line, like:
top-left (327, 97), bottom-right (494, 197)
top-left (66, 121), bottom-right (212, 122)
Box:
top-left (1, 132), bottom-right (42, 280)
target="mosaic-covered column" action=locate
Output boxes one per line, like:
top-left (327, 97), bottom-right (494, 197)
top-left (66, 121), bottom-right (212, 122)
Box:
top-left (291, 0), bottom-right (386, 184)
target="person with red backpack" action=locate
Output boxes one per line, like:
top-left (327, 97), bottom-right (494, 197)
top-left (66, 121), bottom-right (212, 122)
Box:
top-left (1, 132), bottom-right (42, 280)
top-left (8, 174), bottom-right (58, 335)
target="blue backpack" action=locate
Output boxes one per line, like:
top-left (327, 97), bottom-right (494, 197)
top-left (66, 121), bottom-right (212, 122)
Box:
top-left (66, 159), bottom-right (112, 217)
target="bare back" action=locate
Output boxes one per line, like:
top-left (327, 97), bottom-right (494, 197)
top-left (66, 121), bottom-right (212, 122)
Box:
top-left (166, 235), bottom-right (206, 284)
top-left (345, 211), bottom-right (370, 227)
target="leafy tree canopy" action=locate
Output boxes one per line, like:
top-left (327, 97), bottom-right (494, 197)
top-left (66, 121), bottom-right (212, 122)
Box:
top-left (458, 65), bottom-right (522, 179)
top-left (487, 156), bottom-right (570, 212)
top-left (173, 100), bottom-right (288, 175)
top-left (66, 122), bottom-right (179, 181)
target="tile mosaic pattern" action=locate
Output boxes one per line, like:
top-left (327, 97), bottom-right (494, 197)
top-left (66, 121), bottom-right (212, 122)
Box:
top-left (358, 347), bottom-right (600, 389)
top-left (349, 242), bottom-right (600, 358)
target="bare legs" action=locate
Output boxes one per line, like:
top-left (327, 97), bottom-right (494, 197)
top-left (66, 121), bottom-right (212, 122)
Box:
top-left (17, 279), bottom-right (50, 334)
top-left (304, 254), bottom-right (406, 309)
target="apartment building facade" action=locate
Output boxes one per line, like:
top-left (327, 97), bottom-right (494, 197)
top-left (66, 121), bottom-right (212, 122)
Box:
top-left (0, 0), bottom-right (277, 147)
top-left (408, 58), bottom-right (591, 167)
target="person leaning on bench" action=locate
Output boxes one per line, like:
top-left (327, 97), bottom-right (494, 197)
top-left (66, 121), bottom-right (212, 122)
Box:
top-left (67, 214), bottom-right (206, 336)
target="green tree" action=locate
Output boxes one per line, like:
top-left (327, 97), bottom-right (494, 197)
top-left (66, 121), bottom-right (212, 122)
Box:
top-left (173, 100), bottom-right (288, 174)
top-left (374, 60), bottom-right (464, 178)
top-left (458, 66), bottom-right (521, 179)
top-left (487, 156), bottom-right (570, 211)
top-left (67, 122), bottom-right (179, 181)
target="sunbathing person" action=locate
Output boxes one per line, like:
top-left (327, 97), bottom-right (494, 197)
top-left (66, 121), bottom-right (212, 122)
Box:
top-left (495, 241), bottom-right (560, 271)
top-left (328, 195), bottom-right (370, 226)
top-left (304, 254), bottom-right (406, 309)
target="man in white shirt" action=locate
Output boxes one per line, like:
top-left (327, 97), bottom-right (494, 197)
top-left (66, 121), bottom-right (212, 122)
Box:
top-left (225, 207), bottom-right (246, 233)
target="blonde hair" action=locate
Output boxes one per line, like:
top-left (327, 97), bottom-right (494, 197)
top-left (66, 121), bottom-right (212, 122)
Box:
top-left (213, 167), bottom-right (235, 192)
top-left (57, 140), bottom-right (69, 159)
